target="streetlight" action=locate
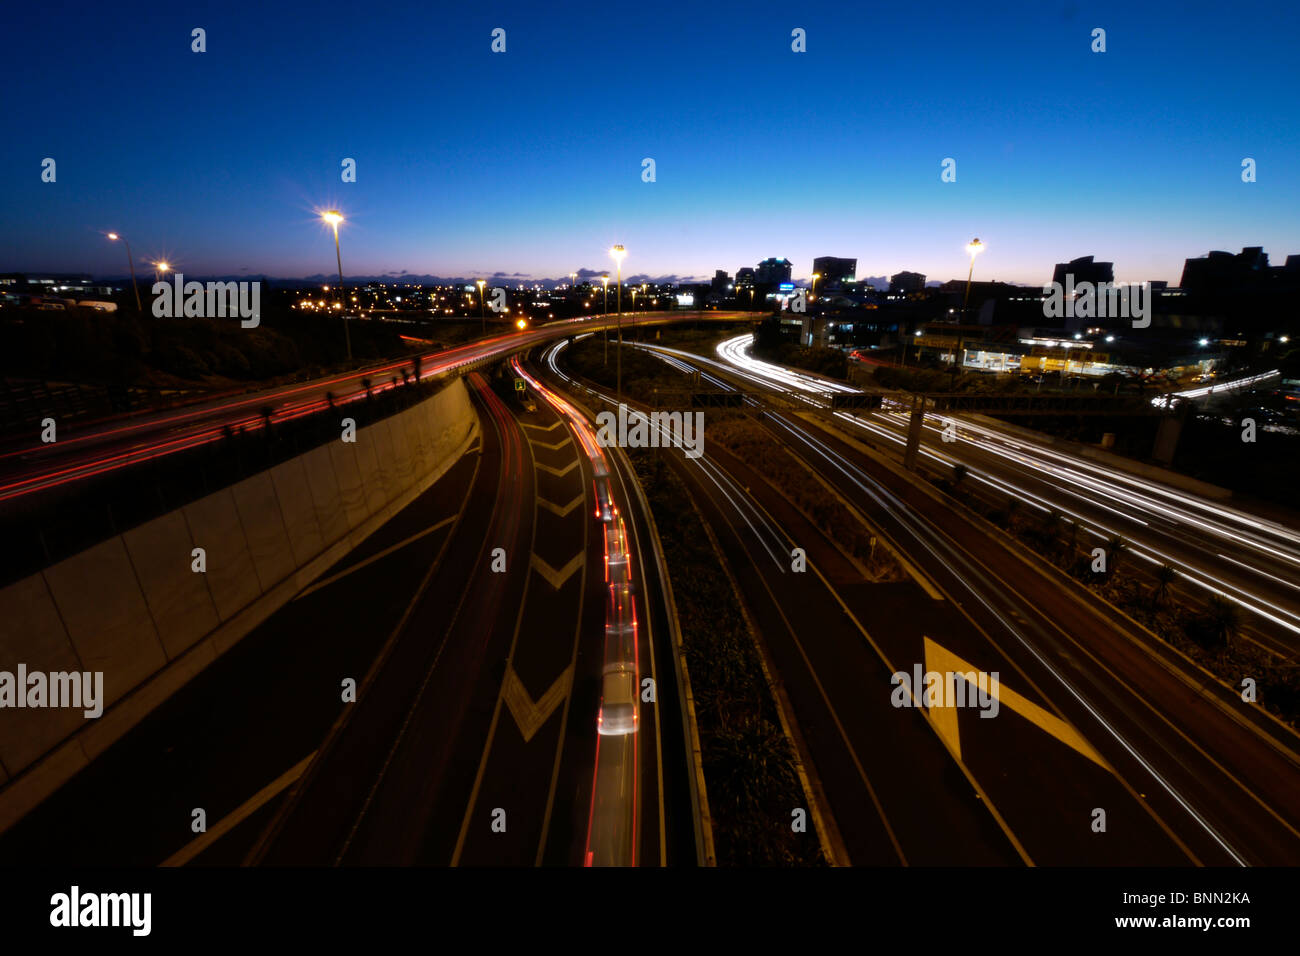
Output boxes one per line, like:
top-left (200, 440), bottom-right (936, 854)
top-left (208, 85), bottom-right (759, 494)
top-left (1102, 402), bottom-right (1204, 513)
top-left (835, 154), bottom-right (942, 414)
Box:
top-left (153, 261), bottom-right (171, 285)
top-left (963, 238), bottom-right (984, 319)
top-left (106, 232), bottom-right (142, 312)
top-left (811, 272), bottom-right (821, 301)
top-left (569, 272), bottom-right (578, 291)
top-left (321, 211), bottom-right (351, 363)
top-left (610, 245), bottom-right (627, 399)
top-left (955, 238), bottom-right (985, 379)
top-left (476, 279), bottom-right (487, 334)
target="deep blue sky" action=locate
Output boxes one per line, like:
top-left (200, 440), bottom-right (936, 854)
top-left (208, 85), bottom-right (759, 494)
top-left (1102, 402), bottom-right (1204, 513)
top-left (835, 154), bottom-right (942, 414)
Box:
top-left (3, 0), bottom-right (1298, 286)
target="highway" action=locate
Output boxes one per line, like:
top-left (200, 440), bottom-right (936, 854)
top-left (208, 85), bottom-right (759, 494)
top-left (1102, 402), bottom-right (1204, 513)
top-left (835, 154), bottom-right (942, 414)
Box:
top-left (707, 334), bottom-right (1300, 664)
top-left (0, 311), bottom-right (747, 506)
top-left (0, 369), bottom-right (687, 867)
top-left (541, 336), bottom-right (1300, 865)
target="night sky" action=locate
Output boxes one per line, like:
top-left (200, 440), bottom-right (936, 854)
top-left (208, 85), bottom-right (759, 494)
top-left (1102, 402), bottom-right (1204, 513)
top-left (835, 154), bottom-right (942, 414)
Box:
top-left (3, 0), bottom-right (1298, 286)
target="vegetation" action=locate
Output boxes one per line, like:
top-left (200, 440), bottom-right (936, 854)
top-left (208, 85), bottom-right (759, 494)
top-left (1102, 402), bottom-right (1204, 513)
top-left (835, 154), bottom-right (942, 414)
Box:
top-left (629, 448), bottom-right (824, 865)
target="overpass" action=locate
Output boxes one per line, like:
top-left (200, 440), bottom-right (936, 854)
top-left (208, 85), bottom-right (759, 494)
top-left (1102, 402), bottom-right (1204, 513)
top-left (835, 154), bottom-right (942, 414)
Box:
top-left (0, 311), bottom-right (752, 506)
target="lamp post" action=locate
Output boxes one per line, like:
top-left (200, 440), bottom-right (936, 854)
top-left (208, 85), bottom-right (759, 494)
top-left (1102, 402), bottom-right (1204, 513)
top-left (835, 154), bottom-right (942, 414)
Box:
top-left (610, 245), bottom-right (626, 399)
top-left (962, 238), bottom-right (984, 320)
top-left (106, 233), bottom-right (142, 312)
top-left (811, 272), bottom-right (821, 301)
top-left (322, 211), bottom-right (351, 363)
top-left (476, 279), bottom-right (487, 335)
top-left (600, 274), bottom-right (610, 364)
top-left (153, 261), bottom-right (171, 286)
top-left (957, 238), bottom-right (984, 379)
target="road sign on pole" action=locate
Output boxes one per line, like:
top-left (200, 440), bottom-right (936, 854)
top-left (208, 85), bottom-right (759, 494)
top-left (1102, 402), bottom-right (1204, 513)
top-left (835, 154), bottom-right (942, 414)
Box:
top-left (514, 378), bottom-right (526, 393)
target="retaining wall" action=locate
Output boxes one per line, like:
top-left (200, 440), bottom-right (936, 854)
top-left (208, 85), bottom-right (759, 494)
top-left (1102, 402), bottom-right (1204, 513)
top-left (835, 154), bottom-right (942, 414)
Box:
top-left (0, 377), bottom-right (478, 832)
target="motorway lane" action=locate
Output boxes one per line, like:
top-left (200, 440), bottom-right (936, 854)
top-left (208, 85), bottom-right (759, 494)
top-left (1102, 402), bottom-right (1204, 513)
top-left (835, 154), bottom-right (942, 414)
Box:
top-left (710, 334), bottom-right (1300, 662)
top-left (614, 340), bottom-right (1298, 865)
top-left (767, 412), bottom-right (1300, 866)
top-left (514, 357), bottom-right (680, 867)
top-left (250, 369), bottom-right (667, 866)
top-left (540, 340), bottom-right (1149, 864)
top-left (0, 413), bottom-right (482, 865)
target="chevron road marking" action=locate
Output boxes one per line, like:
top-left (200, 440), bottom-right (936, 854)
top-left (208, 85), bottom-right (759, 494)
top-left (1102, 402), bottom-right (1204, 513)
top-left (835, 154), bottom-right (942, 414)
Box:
top-left (531, 552), bottom-right (585, 590)
top-left (502, 666), bottom-right (573, 743)
top-left (538, 493), bottom-right (586, 519)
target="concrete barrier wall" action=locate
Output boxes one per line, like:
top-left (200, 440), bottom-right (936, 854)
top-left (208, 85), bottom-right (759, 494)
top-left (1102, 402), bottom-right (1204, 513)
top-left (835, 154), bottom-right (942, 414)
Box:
top-left (0, 377), bottom-right (478, 831)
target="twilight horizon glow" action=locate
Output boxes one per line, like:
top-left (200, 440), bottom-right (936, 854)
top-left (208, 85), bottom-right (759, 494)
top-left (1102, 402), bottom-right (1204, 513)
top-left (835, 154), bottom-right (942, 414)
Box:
top-left (2, 0), bottom-right (1298, 287)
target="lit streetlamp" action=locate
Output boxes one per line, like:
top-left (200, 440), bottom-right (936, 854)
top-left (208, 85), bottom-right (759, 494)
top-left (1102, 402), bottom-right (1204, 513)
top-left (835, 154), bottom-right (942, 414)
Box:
top-left (956, 238), bottom-right (985, 378)
top-left (153, 261), bottom-right (171, 286)
top-left (106, 232), bottom-right (142, 312)
top-left (810, 272), bottom-right (821, 301)
top-left (321, 211), bottom-right (351, 363)
top-left (476, 279), bottom-right (487, 334)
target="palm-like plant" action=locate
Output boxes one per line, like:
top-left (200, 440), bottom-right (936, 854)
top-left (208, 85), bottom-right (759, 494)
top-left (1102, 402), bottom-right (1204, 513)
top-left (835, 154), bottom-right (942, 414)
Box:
top-left (1151, 564), bottom-right (1177, 605)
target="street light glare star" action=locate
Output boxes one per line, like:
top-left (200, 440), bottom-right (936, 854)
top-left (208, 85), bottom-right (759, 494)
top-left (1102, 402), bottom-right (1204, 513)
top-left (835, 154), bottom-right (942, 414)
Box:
top-left (322, 210), bottom-right (343, 226)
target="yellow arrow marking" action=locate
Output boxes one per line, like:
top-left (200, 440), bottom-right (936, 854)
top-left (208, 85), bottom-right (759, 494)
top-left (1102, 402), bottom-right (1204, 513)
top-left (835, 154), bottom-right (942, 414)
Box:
top-left (922, 636), bottom-right (1111, 772)
top-left (531, 552), bottom-right (585, 590)
top-left (502, 666), bottom-right (572, 743)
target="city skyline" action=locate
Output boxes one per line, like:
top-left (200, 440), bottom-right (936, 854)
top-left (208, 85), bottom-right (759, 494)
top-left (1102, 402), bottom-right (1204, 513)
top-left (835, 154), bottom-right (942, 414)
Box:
top-left (4, 1), bottom-right (1298, 285)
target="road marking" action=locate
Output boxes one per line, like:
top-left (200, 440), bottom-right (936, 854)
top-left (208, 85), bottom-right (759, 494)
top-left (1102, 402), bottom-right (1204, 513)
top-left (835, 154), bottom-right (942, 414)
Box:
top-left (162, 752), bottom-right (316, 867)
top-left (535, 459), bottom-right (580, 478)
top-left (922, 636), bottom-right (1110, 771)
top-left (502, 666), bottom-right (572, 743)
top-left (538, 493), bottom-right (585, 518)
top-left (295, 516), bottom-right (456, 601)
top-left (531, 552), bottom-right (585, 590)
top-left (522, 420), bottom-right (565, 433)
top-left (530, 436), bottom-right (573, 452)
